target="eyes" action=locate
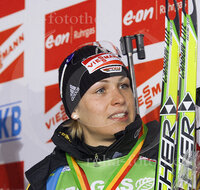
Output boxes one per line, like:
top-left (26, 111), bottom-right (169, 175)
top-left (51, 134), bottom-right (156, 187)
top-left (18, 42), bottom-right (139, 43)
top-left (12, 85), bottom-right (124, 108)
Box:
top-left (95, 82), bottom-right (130, 94)
top-left (95, 88), bottom-right (105, 94)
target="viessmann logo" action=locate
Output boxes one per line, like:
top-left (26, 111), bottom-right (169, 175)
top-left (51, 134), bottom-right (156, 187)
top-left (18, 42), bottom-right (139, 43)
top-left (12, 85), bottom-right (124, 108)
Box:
top-left (134, 58), bottom-right (163, 122)
top-left (44, 84), bottom-right (68, 143)
top-left (0, 25), bottom-right (24, 83)
top-left (81, 53), bottom-right (123, 74)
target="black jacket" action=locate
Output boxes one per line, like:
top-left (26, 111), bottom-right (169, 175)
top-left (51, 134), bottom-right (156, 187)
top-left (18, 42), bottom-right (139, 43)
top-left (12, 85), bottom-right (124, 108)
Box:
top-left (25, 114), bottom-right (160, 190)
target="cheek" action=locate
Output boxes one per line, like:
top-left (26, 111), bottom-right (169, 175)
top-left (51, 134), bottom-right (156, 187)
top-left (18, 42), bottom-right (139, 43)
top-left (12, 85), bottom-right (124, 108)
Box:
top-left (126, 92), bottom-right (134, 105)
top-left (79, 99), bottom-right (107, 118)
top-left (88, 104), bottom-right (107, 116)
top-left (128, 96), bottom-right (136, 119)
top-left (78, 102), bottom-right (108, 127)
top-left (126, 93), bottom-right (135, 114)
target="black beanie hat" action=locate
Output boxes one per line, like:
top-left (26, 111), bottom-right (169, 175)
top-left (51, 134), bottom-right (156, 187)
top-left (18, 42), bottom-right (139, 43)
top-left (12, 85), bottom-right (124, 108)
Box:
top-left (59, 45), bottom-right (131, 119)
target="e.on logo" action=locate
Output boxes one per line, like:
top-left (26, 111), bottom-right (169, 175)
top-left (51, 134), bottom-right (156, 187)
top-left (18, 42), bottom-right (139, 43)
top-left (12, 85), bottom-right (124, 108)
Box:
top-left (45, 0), bottom-right (96, 72)
top-left (123, 7), bottom-right (154, 26)
top-left (0, 25), bottom-right (24, 83)
top-left (45, 32), bottom-right (70, 49)
top-left (122, 0), bottom-right (184, 46)
top-left (122, 0), bottom-right (159, 45)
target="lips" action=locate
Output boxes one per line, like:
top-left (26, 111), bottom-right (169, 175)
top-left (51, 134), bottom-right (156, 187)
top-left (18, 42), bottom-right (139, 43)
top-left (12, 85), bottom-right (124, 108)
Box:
top-left (109, 111), bottom-right (128, 120)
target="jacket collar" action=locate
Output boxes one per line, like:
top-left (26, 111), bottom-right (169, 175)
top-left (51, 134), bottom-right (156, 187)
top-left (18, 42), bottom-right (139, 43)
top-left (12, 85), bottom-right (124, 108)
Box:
top-left (51, 114), bottom-right (143, 161)
top-left (25, 115), bottom-right (160, 190)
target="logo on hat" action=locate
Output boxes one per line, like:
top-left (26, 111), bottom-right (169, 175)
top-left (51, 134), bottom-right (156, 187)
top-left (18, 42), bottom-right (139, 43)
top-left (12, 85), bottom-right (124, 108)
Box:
top-left (100, 65), bottom-right (122, 73)
top-left (70, 85), bottom-right (80, 101)
top-left (81, 53), bottom-right (124, 74)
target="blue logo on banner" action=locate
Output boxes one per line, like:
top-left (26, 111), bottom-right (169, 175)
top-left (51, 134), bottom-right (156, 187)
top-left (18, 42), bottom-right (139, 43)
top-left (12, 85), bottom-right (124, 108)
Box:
top-left (0, 101), bottom-right (22, 143)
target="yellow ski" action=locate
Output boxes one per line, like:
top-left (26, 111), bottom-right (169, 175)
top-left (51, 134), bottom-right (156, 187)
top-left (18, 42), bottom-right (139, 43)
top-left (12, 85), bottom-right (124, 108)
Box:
top-left (155, 0), bottom-right (180, 189)
top-left (175, 0), bottom-right (198, 189)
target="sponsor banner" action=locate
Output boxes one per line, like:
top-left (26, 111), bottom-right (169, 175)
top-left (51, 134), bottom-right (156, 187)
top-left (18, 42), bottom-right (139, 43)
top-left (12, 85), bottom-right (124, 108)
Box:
top-left (0, 0), bottom-right (25, 18)
top-left (0, 101), bottom-right (22, 143)
top-left (138, 70), bottom-right (162, 122)
top-left (134, 58), bottom-right (163, 122)
top-left (45, 84), bottom-right (61, 114)
top-left (45, 84), bottom-right (68, 143)
top-left (43, 0), bottom-right (96, 143)
top-left (122, 0), bottom-right (186, 122)
top-left (45, 0), bottom-right (96, 72)
top-left (0, 25), bottom-right (24, 83)
top-left (0, 161), bottom-right (24, 189)
top-left (122, 0), bottom-right (185, 46)
top-left (134, 58), bottom-right (163, 87)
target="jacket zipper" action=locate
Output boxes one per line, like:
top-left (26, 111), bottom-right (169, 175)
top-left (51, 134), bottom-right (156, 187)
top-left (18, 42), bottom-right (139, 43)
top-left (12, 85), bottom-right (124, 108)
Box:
top-left (94, 153), bottom-right (100, 167)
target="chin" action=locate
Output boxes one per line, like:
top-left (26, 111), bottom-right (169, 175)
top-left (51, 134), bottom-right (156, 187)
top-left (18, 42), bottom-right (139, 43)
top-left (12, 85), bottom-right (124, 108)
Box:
top-left (114, 125), bottom-right (127, 133)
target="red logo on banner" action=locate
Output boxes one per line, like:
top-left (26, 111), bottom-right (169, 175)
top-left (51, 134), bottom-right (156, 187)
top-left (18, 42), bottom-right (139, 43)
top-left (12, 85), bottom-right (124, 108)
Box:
top-left (45, 84), bottom-right (68, 141)
top-left (45, 84), bottom-right (61, 114)
top-left (0, 0), bottom-right (25, 18)
top-left (0, 25), bottom-right (24, 83)
top-left (135, 59), bottom-right (163, 87)
top-left (0, 161), bottom-right (24, 189)
top-left (122, 0), bottom-right (185, 46)
top-left (135, 59), bottom-right (163, 123)
top-left (45, 0), bottom-right (96, 72)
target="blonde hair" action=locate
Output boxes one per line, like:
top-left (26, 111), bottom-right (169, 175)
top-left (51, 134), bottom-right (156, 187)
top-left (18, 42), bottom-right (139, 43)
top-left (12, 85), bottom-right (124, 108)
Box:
top-left (63, 120), bottom-right (83, 139)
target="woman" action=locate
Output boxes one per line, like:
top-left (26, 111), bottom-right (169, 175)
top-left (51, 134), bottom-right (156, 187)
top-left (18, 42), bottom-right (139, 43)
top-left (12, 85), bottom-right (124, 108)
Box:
top-left (26, 42), bottom-right (160, 190)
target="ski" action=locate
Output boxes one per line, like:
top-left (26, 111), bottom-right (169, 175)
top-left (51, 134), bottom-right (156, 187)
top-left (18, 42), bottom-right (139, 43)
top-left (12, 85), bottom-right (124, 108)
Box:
top-left (175, 0), bottom-right (198, 189)
top-left (196, 87), bottom-right (200, 189)
top-left (155, 0), bottom-right (180, 189)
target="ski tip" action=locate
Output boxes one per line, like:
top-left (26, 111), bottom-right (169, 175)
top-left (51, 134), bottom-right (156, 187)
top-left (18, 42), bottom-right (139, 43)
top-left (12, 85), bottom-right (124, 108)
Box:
top-left (165, 0), bottom-right (180, 37)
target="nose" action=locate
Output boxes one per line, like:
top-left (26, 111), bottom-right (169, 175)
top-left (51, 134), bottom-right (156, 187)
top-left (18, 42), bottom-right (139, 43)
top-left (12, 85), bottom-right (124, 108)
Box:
top-left (111, 88), bottom-right (125, 106)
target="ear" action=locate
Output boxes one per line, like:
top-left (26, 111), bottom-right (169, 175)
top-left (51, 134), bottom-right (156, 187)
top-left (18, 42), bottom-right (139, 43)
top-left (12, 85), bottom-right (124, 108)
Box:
top-left (71, 109), bottom-right (79, 120)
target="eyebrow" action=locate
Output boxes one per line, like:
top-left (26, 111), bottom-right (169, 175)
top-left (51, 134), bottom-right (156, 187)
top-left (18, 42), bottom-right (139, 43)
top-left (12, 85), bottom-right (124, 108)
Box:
top-left (99, 76), bottom-right (126, 83)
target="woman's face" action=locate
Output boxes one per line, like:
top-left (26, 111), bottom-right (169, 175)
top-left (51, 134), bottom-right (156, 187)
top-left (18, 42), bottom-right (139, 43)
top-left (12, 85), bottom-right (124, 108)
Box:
top-left (72, 76), bottom-right (136, 146)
